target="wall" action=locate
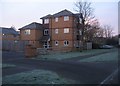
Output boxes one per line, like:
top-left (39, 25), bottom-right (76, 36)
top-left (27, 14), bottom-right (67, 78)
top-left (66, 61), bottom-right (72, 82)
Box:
top-left (49, 16), bottom-right (75, 51)
top-left (20, 29), bottom-right (43, 48)
top-left (2, 40), bottom-right (28, 51)
top-left (20, 29), bottom-right (43, 41)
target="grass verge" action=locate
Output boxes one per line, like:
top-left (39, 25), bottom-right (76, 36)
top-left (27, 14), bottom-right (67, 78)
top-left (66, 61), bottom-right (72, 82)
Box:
top-left (2, 69), bottom-right (75, 84)
top-left (0, 64), bottom-right (16, 68)
top-left (79, 51), bottom-right (118, 62)
top-left (35, 49), bottom-right (116, 61)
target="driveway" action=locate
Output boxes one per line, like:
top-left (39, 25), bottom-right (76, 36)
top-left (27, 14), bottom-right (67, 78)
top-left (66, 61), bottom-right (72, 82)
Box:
top-left (2, 50), bottom-right (119, 84)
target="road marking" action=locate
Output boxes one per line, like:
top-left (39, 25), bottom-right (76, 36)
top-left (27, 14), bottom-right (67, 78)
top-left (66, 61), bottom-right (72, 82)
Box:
top-left (100, 68), bottom-right (119, 85)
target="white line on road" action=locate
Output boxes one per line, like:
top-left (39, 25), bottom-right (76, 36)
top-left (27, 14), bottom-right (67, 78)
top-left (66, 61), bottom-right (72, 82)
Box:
top-left (100, 67), bottom-right (119, 85)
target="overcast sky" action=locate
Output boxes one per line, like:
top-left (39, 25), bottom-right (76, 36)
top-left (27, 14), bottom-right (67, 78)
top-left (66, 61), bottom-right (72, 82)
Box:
top-left (0, 0), bottom-right (119, 35)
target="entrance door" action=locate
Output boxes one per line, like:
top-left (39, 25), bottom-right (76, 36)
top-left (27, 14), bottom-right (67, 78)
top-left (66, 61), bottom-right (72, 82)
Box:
top-left (43, 41), bottom-right (49, 49)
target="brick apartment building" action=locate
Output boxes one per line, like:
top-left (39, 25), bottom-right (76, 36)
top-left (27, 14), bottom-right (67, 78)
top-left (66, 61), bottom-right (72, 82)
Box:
top-left (41, 9), bottom-right (83, 51)
top-left (19, 9), bottom-right (83, 52)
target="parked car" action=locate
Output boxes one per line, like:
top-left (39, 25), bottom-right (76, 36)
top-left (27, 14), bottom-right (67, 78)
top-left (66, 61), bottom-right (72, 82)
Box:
top-left (100, 45), bottom-right (114, 49)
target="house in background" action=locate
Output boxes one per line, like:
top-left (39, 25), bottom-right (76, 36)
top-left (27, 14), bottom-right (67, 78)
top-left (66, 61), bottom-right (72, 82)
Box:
top-left (0, 27), bottom-right (20, 51)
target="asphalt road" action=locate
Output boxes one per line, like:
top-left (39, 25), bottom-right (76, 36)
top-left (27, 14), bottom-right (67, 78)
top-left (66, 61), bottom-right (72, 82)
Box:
top-left (2, 50), bottom-right (119, 84)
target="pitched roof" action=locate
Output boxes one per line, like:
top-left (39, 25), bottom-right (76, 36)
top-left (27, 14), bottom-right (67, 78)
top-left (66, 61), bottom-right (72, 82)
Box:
top-left (40, 9), bottom-right (74, 19)
top-left (19, 22), bottom-right (45, 30)
top-left (0, 27), bottom-right (19, 35)
top-left (74, 13), bottom-right (83, 18)
top-left (40, 14), bottom-right (52, 19)
top-left (53, 9), bottom-right (73, 17)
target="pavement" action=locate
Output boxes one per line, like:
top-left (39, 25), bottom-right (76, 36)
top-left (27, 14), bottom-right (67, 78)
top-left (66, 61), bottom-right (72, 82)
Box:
top-left (2, 49), bottom-right (119, 84)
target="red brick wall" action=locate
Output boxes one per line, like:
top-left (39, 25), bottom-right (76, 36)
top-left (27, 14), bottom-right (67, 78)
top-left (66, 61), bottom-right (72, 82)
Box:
top-left (51, 16), bottom-right (73, 28)
top-left (20, 29), bottom-right (43, 48)
top-left (49, 16), bottom-right (75, 51)
top-left (20, 29), bottom-right (43, 41)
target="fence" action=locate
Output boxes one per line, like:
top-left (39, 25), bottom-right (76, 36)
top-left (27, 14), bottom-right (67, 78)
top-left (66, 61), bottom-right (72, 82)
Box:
top-left (2, 40), bottom-right (29, 51)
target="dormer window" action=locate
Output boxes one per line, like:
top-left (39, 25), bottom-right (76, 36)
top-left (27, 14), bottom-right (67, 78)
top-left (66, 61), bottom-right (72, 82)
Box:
top-left (44, 19), bottom-right (49, 24)
top-left (44, 29), bottom-right (49, 35)
top-left (64, 16), bottom-right (69, 21)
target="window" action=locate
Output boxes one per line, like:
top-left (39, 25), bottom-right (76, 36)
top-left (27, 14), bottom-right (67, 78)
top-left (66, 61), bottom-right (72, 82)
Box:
top-left (14, 40), bottom-right (18, 43)
top-left (76, 35), bottom-right (80, 40)
top-left (44, 29), bottom-right (49, 35)
top-left (2, 34), bottom-right (7, 37)
top-left (55, 41), bottom-right (59, 46)
top-left (25, 29), bottom-right (30, 35)
top-left (2, 34), bottom-right (6, 37)
top-left (79, 30), bottom-right (82, 35)
top-left (64, 41), bottom-right (69, 46)
top-left (44, 19), bottom-right (49, 24)
top-left (64, 28), bottom-right (69, 33)
top-left (79, 18), bottom-right (82, 24)
top-left (55, 29), bottom-right (58, 34)
top-left (55, 17), bottom-right (58, 22)
top-left (64, 16), bottom-right (69, 21)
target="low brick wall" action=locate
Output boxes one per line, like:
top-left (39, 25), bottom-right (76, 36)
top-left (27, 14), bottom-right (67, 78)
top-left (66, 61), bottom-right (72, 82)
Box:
top-left (25, 45), bottom-right (37, 57)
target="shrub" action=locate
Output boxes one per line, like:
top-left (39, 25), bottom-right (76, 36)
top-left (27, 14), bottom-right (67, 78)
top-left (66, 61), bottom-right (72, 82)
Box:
top-left (92, 43), bottom-right (100, 49)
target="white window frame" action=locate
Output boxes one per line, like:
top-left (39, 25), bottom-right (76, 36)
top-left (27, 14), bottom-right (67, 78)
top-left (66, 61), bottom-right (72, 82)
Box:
top-left (14, 40), bottom-right (18, 43)
top-left (24, 29), bottom-right (30, 35)
top-left (55, 17), bottom-right (58, 22)
top-left (55, 41), bottom-right (59, 46)
top-left (64, 16), bottom-right (69, 21)
top-left (55, 29), bottom-right (58, 34)
top-left (44, 19), bottom-right (49, 24)
top-left (79, 30), bottom-right (82, 35)
top-left (44, 29), bottom-right (49, 35)
top-left (64, 41), bottom-right (69, 46)
top-left (64, 28), bottom-right (69, 33)
top-left (79, 18), bottom-right (82, 24)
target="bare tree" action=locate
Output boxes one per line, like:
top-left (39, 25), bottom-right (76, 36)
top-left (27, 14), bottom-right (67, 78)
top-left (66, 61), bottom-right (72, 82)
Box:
top-left (74, 0), bottom-right (95, 25)
top-left (96, 28), bottom-right (104, 37)
top-left (103, 25), bottom-right (113, 38)
top-left (74, 0), bottom-right (98, 50)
